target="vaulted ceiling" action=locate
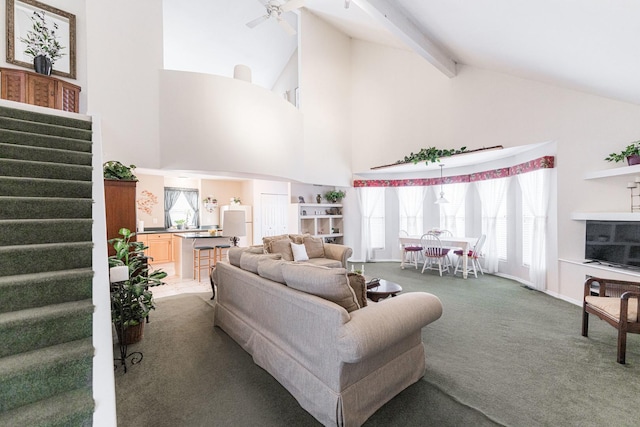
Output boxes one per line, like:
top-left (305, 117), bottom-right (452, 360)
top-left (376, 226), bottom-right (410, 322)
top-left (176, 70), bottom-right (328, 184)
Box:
top-left (164, 0), bottom-right (640, 106)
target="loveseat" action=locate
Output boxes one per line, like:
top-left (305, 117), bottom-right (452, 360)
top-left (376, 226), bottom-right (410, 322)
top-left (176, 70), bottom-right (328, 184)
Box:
top-left (262, 233), bottom-right (353, 268)
top-left (212, 247), bottom-right (443, 426)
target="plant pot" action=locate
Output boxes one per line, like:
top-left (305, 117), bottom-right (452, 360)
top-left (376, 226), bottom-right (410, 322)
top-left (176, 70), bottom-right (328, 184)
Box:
top-left (116, 321), bottom-right (145, 345)
top-left (33, 55), bottom-right (52, 75)
top-left (627, 155), bottom-right (640, 166)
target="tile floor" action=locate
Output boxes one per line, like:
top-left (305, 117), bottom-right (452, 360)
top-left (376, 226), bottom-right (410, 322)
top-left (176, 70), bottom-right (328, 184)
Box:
top-left (148, 262), bottom-right (213, 299)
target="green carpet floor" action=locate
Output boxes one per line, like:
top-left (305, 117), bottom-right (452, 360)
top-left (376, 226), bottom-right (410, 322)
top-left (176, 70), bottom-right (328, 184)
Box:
top-left (115, 263), bottom-right (640, 426)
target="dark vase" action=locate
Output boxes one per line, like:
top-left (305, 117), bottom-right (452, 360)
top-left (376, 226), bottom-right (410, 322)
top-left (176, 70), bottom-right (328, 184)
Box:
top-left (33, 55), bottom-right (52, 76)
top-left (627, 155), bottom-right (640, 166)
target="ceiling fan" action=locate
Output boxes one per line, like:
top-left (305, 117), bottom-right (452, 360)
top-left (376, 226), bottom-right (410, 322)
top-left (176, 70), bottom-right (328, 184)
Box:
top-left (246, 0), bottom-right (305, 36)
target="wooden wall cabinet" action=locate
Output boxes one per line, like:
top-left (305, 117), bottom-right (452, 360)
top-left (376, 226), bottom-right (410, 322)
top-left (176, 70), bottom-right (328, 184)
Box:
top-left (0, 67), bottom-right (81, 113)
top-left (104, 180), bottom-right (137, 256)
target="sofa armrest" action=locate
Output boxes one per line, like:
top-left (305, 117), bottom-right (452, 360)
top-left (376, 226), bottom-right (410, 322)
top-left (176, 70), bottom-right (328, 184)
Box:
top-left (323, 243), bottom-right (353, 268)
top-left (337, 292), bottom-right (443, 363)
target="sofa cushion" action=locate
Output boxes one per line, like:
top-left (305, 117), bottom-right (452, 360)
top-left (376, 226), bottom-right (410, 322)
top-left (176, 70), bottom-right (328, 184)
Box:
top-left (263, 234), bottom-right (290, 253)
top-left (347, 273), bottom-right (368, 308)
top-left (288, 233), bottom-right (309, 244)
top-left (291, 242), bottom-right (309, 261)
top-left (282, 263), bottom-right (360, 312)
top-left (304, 236), bottom-right (325, 259)
top-left (306, 258), bottom-right (343, 268)
top-left (257, 258), bottom-right (288, 284)
top-left (271, 238), bottom-right (294, 261)
top-left (240, 252), bottom-right (281, 274)
top-left (228, 246), bottom-right (264, 266)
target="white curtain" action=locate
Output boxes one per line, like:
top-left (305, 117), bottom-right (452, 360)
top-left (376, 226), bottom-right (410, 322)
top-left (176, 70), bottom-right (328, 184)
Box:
top-left (518, 169), bottom-right (551, 291)
top-left (396, 186), bottom-right (427, 236)
top-left (476, 177), bottom-right (511, 273)
top-left (436, 183), bottom-right (468, 235)
top-left (357, 187), bottom-right (385, 261)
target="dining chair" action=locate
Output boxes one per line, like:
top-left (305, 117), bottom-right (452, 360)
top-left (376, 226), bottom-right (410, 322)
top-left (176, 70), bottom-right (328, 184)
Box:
top-left (453, 234), bottom-right (486, 278)
top-left (421, 233), bottom-right (450, 276)
top-left (400, 230), bottom-right (422, 269)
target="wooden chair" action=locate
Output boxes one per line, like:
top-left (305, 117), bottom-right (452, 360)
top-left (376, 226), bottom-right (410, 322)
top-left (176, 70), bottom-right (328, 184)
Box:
top-left (582, 277), bottom-right (640, 364)
top-left (453, 234), bottom-right (486, 278)
top-left (420, 233), bottom-right (450, 276)
top-left (399, 230), bottom-right (422, 269)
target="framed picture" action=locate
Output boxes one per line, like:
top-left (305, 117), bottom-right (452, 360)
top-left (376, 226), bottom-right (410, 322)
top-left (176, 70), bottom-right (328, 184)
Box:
top-left (6, 0), bottom-right (76, 79)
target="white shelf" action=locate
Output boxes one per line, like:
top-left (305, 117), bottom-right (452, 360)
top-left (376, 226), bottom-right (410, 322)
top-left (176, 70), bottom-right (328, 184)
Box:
top-left (584, 164), bottom-right (640, 180)
top-left (571, 212), bottom-right (640, 221)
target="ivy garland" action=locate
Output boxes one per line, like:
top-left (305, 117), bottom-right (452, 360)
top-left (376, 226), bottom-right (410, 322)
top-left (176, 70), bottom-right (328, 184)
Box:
top-left (397, 146), bottom-right (468, 165)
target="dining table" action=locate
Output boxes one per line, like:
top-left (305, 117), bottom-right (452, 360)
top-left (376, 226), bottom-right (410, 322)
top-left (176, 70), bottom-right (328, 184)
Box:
top-left (399, 235), bottom-right (479, 279)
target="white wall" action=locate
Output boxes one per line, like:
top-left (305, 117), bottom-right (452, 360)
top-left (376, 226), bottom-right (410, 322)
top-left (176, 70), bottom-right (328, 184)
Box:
top-left (86, 0), bottom-right (163, 169)
top-left (298, 10), bottom-right (352, 186)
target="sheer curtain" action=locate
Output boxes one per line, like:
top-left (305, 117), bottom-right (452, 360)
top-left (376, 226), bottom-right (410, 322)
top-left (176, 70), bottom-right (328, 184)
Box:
top-left (357, 187), bottom-right (385, 261)
top-left (437, 183), bottom-right (468, 235)
top-left (396, 186), bottom-right (427, 236)
top-left (518, 169), bottom-right (551, 291)
top-left (183, 189), bottom-right (200, 228)
top-left (476, 177), bottom-right (510, 273)
top-left (164, 188), bottom-right (181, 228)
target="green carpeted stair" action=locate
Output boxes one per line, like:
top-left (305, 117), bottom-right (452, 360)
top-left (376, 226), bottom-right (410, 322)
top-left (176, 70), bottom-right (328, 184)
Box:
top-left (0, 105), bottom-right (95, 426)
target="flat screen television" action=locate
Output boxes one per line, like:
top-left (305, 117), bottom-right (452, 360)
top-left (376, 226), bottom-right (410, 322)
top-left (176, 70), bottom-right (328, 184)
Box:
top-left (585, 220), bottom-right (640, 270)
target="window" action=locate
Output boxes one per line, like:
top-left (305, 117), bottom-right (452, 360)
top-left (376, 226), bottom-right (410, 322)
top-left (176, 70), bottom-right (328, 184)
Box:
top-left (164, 187), bottom-right (199, 228)
top-left (496, 197), bottom-right (508, 260)
top-left (398, 186), bottom-right (425, 236)
top-left (370, 196), bottom-right (385, 249)
top-left (522, 201), bottom-right (534, 266)
top-left (169, 192), bottom-right (196, 226)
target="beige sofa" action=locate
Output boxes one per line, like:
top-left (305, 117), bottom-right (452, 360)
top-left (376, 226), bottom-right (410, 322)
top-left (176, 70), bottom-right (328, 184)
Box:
top-left (262, 233), bottom-right (353, 268)
top-left (212, 248), bottom-right (443, 426)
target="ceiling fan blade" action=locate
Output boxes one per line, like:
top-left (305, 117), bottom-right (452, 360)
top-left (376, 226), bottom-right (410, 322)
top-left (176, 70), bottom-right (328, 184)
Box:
top-left (256, 0), bottom-right (269, 6)
top-left (277, 17), bottom-right (297, 36)
top-left (246, 14), bottom-right (269, 28)
top-left (280, 0), bottom-right (305, 13)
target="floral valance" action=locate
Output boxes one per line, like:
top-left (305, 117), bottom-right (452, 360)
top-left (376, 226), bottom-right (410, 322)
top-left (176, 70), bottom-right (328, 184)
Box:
top-left (353, 156), bottom-right (554, 188)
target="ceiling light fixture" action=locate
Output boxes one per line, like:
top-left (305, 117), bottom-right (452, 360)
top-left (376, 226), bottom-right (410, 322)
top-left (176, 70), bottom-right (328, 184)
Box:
top-left (435, 164), bottom-right (449, 204)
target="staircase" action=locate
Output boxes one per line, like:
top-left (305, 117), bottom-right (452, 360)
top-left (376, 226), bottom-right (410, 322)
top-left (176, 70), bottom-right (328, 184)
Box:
top-left (0, 105), bottom-right (95, 426)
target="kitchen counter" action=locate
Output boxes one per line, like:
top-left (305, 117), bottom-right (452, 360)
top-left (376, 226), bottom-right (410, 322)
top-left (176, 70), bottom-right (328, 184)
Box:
top-left (174, 234), bottom-right (233, 279)
top-left (136, 228), bottom-right (215, 235)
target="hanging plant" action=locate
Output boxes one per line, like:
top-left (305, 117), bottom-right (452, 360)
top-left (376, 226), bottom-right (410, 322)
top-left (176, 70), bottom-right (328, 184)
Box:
top-left (397, 146), bottom-right (468, 165)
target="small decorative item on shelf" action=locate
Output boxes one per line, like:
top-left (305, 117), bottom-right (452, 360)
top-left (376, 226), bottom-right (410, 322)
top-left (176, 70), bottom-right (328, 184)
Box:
top-left (324, 190), bottom-right (346, 203)
top-left (626, 177), bottom-right (640, 212)
top-left (20, 10), bottom-right (65, 76)
top-left (231, 197), bottom-right (241, 205)
top-left (316, 194), bottom-right (322, 203)
top-left (298, 196), bottom-right (305, 203)
top-left (174, 219), bottom-right (186, 230)
top-left (605, 140), bottom-right (640, 166)
top-left (203, 196), bottom-right (218, 213)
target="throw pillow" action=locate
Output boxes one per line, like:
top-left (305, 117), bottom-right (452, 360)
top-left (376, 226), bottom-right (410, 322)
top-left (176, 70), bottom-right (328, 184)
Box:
top-left (288, 233), bottom-right (310, 244)
top-left (303, 236), bottom-right (325, 259)
top-left (291, 242), bottom-right (309, 261)
top-left (257, 258), bottom-right (288, 284)
top-left (228, 247), bottom-right (247, 267)
top-left (271, 238), bottom-right (294, 261)
top-left (347, 273), bottom-right (367, 308)
top-left (282, 264), bottom-right (360, 312)
top-left (240, 252), bottom-right (281, 274)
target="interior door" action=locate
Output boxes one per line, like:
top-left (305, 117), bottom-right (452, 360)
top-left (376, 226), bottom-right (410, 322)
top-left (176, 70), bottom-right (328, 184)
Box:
top-left (261, 194), bottom-right (288, 238)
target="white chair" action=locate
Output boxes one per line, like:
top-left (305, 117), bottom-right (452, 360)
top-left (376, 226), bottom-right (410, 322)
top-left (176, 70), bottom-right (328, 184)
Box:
top-left (421, 233), bottom-right (450, 276)
top-left (400, 230), bottom-right (422, 269)
top-left (454, 234), bottom-right (486, 278)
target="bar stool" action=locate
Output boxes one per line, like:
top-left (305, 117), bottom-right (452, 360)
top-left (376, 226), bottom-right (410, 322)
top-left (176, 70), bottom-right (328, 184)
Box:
top-left (213, 244), bottom-right (231, 265)
top-left (193, 246), bottom-right (215, 282)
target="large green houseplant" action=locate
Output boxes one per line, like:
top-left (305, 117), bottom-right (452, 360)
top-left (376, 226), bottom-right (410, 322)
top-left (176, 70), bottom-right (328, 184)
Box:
top-left (103, 160), bottom-right (138, 180)
top-left (108, 228), bottom-right (166, 344)
top-left (605, 140), bottom-right (640, 165)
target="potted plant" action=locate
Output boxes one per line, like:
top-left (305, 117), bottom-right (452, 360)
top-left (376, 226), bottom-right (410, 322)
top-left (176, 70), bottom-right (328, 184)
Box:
top-left (103, 160), bottom-right (138, 180)
top-left (605, 140), bottom-right (640, 165)
top-left (174, 219), bottom-right (186, 230)
top-left (108, 228), bottom-right (167, 344)
top-left (19, 10), bottom-right (65, 75)
top-left (324, 190), bottom-right (346, 203)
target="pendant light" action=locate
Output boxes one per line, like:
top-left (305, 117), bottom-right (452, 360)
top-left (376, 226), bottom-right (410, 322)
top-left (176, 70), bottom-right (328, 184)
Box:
top-left (435, 164), bottom-right (449, 204)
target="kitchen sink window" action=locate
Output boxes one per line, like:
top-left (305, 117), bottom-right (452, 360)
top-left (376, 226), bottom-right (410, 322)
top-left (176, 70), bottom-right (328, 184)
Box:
top-left (164, 187), bottom-right (200, 229)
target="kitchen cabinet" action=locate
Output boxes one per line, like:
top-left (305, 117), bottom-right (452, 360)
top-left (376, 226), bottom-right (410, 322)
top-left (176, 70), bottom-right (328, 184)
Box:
top-left (0, 67), bottom-right (81, 113)
top-left (143, 233), bottom-right (173, 264)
